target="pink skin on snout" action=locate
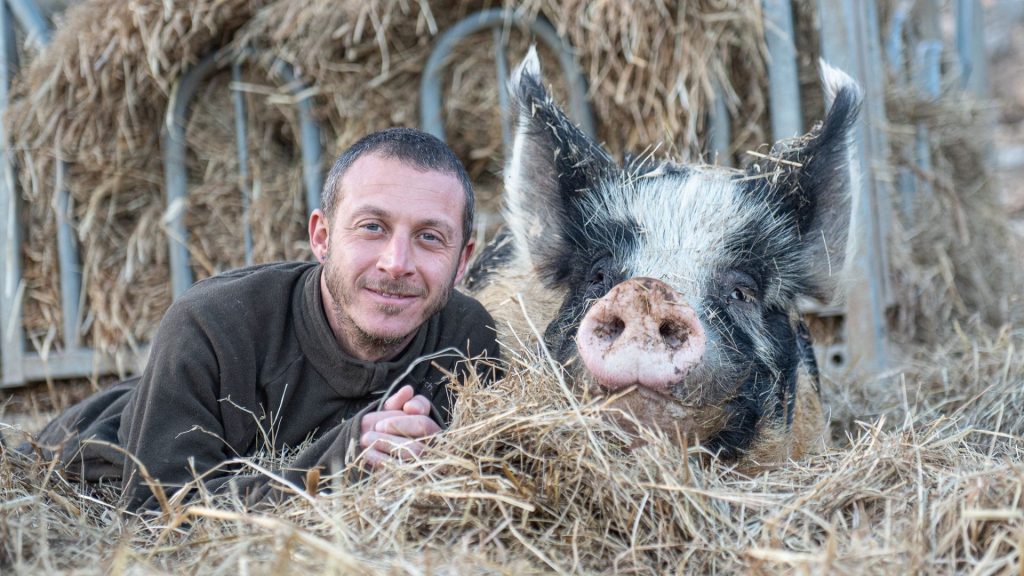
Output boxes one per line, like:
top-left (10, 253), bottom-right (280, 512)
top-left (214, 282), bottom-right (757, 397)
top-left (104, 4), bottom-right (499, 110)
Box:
top-left (576, 277), bottom-right (706, 394)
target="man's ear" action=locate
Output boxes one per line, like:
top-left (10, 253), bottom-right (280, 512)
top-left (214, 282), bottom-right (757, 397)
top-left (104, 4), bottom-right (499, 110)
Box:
top-left (309, 209), bottom-right (331, 262)
top-left (454, 238), bottom-right (476, 285)
top-left (504, 47), bottom-right (616, 288)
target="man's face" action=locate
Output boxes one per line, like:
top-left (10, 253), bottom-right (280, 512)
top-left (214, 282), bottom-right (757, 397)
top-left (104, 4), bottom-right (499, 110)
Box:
top-left (310, 153), bottom-right (473, 361)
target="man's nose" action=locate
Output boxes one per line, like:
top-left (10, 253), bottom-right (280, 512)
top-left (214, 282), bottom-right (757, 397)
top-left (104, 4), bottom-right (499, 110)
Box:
top-left (378, 235), bottom-right (415, 277)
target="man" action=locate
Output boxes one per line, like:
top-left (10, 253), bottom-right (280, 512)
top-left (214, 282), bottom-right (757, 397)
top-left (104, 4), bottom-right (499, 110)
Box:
top-left (28, 128), bottom-right (499, 510)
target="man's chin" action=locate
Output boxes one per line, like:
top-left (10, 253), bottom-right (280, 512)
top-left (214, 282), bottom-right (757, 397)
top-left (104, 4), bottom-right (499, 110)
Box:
top-left (354, 316), bottom-right (421, 346)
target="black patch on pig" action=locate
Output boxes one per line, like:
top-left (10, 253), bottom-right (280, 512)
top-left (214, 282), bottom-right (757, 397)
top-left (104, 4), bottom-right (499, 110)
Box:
top-left (735, 85), bottom-right (860, 302)
top-left (541, 219), bottom-right (640, 358)
top-left (795, 321), bottom-right (820, 385)
top-left (700, 303), bottom-right (799, 459)
top-left (462, 229), bottom-right (515, 291)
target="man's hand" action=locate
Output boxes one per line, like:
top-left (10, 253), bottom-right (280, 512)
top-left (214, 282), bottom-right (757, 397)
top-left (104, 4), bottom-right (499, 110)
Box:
top-left (359, 385), bottom-right (440, 469)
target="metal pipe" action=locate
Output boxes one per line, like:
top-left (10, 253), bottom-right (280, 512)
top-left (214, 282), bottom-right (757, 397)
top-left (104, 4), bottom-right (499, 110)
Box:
top-left (162, 53), bottom-right (219, 299)
top-left (420, 8), bottom-right (596, 146)
top-left (956, 0), bottom-right (990, 97)
top-left (817, 0), bottom-right (891, 374)
top-left (493, 26), bottom-right (512, 158)
top-left (885, 3), bottom-right (912, 81)
top-left (762, 0), bottom-right (803, 140)
top-left (0, 0), bottom-right (23, 385)
top-left (55, 161), bottom-right (82, 347)
top-left (269, 60), bottom-right (322, 214)
top-left (708, 78), bottom-right (731, 167)
top-left (164, 54), bottom-right (323, 299)
top-left (231, 61), bottom-right (253, 266)
top-left (6, 0), bottom-right (49, 48)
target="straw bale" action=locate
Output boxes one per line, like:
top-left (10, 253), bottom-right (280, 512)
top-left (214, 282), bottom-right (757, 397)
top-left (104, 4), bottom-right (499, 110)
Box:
top-left (885, 83), bottom-right (1024, 344)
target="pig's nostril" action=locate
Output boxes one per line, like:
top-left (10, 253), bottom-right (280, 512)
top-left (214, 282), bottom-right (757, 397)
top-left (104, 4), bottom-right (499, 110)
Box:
top-left (593, 316), bottom-right (626, 342)
top-left (659, 321), bottom-right (688, 348)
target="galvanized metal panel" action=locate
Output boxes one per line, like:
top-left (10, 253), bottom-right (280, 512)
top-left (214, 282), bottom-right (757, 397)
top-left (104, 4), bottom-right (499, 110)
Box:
top-left (419, 8), bottom-right (596, 155)
top-left (817, 0), bottom-right (891, 374)
top-left (0, 1), bottom-right (24, 387)
top-left (762, 0), bottom-right (804, 140)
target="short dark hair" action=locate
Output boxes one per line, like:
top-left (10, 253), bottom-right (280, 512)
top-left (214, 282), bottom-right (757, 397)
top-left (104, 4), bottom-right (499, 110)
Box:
top-left (321, 127), bottom-right (475, 246)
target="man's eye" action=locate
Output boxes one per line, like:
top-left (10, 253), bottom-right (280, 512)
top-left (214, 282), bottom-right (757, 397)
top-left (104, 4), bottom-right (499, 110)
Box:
top-left (420, 232), bottom-right (443, 243)
top-left (361, 223), bottom-right (383, 233)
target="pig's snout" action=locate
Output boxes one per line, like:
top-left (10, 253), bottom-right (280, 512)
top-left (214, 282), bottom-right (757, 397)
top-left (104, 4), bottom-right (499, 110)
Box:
top-left (576, 277), bottom-right (705, 393)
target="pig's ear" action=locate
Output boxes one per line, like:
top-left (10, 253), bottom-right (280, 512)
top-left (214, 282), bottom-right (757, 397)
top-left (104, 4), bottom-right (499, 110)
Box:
top-left (503, 47), bottom-right (616, 287)
top-left (748, 61), bottom-right (862, 301)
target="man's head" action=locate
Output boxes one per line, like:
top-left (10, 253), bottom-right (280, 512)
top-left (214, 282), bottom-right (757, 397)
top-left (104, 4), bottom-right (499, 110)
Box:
top-left (309, 128), bottom-right (476, 361)
top-left (320, 127), bottom-right (475, 247)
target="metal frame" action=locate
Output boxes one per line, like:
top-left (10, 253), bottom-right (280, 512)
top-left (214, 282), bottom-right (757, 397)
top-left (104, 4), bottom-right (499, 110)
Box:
top-left (1, 0), bottom-right (113, 386)
top-left (1, 0), bottom-right (324, 386)
top-left (419, 8), bottom-right (596, 154)
top-left (811, 0), bottom-right (894, 375)
top-left (163, 54), bottom-right (323, 299)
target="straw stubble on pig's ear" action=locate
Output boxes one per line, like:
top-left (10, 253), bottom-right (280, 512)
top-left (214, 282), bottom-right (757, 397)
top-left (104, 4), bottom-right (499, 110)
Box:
top-left (503, 47), bottom-right (616, 288)
top-left (743, 62), bottom-right (862, 302)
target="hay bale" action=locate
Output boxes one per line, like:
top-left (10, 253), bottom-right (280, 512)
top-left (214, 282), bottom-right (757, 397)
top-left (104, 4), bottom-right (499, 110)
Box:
top-left (885, 81), bottom-right (1024, 344)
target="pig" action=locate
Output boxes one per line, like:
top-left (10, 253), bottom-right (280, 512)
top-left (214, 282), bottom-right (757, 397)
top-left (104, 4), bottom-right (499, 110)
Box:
top-left (463, 49), bottom-right (861, 468)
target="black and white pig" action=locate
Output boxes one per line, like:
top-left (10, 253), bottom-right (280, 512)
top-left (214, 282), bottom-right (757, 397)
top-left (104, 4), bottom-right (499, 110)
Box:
top-left (464, 49), bottom-right (861, 468)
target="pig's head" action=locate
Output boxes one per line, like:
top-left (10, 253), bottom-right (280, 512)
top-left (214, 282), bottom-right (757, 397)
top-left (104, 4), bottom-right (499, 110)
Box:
top-left (500, 49), bottom-right (861, 459)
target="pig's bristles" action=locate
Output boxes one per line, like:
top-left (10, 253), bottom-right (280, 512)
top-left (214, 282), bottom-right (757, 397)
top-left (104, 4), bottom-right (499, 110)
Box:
top-left (745, 150), bottom-right (804, 168)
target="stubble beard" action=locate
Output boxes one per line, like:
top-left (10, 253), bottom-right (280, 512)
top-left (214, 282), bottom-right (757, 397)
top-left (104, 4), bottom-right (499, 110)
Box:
top-left (324, 258), bottom-right (456, 359)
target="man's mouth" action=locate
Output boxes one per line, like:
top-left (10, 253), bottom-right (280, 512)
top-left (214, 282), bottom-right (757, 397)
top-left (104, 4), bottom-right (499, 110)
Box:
top-left (363, 281), bottom-right (425, 301)
top-left (368, 288), bottom-right (416, 299)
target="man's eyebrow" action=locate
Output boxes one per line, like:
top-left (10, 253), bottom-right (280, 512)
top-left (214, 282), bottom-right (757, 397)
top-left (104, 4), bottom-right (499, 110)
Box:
top-left (350, 206), bottom-right (456, 236)
top-left (418, 218), bottom-right (456, 237)
top-left (350, 206), bottom-right (390, 220)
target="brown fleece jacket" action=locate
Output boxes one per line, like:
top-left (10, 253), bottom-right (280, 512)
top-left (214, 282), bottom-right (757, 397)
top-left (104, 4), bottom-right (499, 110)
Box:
top-left (33, 261), bottom-right (499, 510)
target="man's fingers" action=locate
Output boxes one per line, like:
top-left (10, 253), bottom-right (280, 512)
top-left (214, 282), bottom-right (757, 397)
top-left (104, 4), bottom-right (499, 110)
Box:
top-left (360, 431), bottom-right (427, 460)
top-left (382, 385), bottom-right (415, 411)
top-left (403, 395), bottom-right (433, 416)
top-left (361, 448), bottom-right (394, 470)
top-left (360, 409), bottom-right (407, 435)
top-left (373, 414), bottom-right (441, 438)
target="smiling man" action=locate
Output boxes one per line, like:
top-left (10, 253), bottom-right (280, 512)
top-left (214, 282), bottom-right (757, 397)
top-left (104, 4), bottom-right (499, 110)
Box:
top-left (29, 128), bottom-right (499, 510)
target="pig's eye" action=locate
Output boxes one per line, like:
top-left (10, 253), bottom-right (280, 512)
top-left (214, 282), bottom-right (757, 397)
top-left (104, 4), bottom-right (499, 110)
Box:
top-left (729, 287), bottom-right (753, 302)
top-left (720, 270), bottom-right (759, 305)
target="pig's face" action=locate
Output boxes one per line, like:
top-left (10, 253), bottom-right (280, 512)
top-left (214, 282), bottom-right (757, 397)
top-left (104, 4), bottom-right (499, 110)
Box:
top-left (470, 50), bottom-right (861, 461)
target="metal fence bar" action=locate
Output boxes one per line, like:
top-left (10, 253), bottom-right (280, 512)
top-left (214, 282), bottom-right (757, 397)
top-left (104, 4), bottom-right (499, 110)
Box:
top-left (493, 26), bottom-right (512, 158)
top-left (269, 60), bottom-right (322, 214)
top-left (0, 0), bottom-right (24, 386)
top-left (762, 0), bottom-right (803, 140)
top-left (887, 1), bottom-right (916, 220)
top-left (913, 39), bottom-right (941, 205)
top-left (162, 53), bottom-right (219, 299)
top-left (6, 0), bottom-right (47, 48)
top-left (956, 0), bottom-right (989, 98)
top-left (420, 8), bottom-right (596, 151)
top-left (163, 54), bottom-right (323, 301)
top-left (817, 0), bottom-right (891, 374)
top-left (231, 61), bottom-right (253, 267)
top-left (708, 78), bottom-right (731, 166)
top-left (54, 161), bottom-right (82, 347)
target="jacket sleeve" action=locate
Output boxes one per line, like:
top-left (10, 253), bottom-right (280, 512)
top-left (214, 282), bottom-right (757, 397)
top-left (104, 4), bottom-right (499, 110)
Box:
top-left (119, 295), bottom-right (366, 510)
